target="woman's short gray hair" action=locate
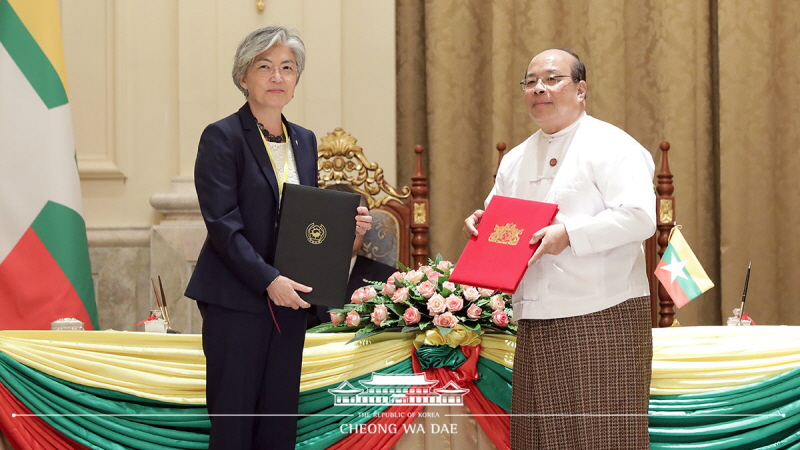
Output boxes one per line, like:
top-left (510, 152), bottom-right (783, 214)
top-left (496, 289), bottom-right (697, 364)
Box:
top-left (231, 25), bottom-right (306, 97)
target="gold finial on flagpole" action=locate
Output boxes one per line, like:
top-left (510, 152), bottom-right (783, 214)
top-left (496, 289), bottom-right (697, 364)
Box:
top-left (667, 224), bottom-right (682, 242)
top-left (256, 0), bottom-right (265, 12)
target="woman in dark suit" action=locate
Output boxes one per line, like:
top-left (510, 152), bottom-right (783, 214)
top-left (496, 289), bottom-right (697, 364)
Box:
top-left (185, 26), bottom-right (371, 450)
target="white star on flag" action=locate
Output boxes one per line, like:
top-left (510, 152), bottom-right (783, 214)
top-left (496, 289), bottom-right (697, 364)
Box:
top-left (660, 254), bottom-right (688, 284)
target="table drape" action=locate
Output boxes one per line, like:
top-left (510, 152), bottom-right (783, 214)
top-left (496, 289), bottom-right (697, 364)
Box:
top-left (1, 326), bottom-right (799, 449)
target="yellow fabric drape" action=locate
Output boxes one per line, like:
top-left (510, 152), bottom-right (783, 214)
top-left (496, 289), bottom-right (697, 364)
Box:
top-left (4, 327), bottom-right (800, 404)
top-left (395, 0), bottom-right (800, 327)
top-left (0, 330), bottom-right (416, 404)
top-left (0, 330), bottom-right (207, 404)
top-left (301, 332), bottom-right (416, 391)
top-left (650, 325), bottom-right (800, 395)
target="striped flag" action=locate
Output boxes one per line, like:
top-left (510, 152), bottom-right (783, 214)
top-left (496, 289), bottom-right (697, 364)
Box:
top-left (0, 0), bottom-right (98, 330)
top-left (655, 227), bottom-right (714, 309)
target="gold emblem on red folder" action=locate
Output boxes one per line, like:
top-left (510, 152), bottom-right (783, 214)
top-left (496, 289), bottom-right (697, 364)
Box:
top-left (306, 223), bottom-right (327, 244)
top-left (488, 223), bottom-right (524, 246)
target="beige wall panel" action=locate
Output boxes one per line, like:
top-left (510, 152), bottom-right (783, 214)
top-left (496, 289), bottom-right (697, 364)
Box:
top-left (65, 0), bottom-right (179, 227)
top-left (62, 1), bottom-right (123, 180)
top-left (64, 0), bottom-right (396, 228)
top-left (340, 0), bottom-right (396, 183)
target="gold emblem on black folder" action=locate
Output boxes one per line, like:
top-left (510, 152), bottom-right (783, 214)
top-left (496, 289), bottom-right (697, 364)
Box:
top-left (488, 223), bottom-right (523, 246)
top-left (306, 223), bottom-right (327, 244)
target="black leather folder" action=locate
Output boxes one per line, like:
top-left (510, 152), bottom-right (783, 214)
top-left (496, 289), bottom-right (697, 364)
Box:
top-left (273, 183), bottom-right (360, 307)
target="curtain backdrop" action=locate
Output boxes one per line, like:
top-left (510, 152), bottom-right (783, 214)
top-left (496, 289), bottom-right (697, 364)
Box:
top-left (717, 1), bottom-right (800, 326)
top-left (397, 0), bottom-right (800, 326)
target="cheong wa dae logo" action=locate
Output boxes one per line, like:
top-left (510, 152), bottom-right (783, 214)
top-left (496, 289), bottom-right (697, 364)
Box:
top-left (328, 372), bottom-right (469, 406)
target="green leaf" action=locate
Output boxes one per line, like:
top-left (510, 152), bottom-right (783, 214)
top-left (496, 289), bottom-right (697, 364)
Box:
top-left (352, 303), bottom-right (374, 313)
top-left (306, 323), bottom-right (361, 333)
top-left (346, 329), bottom-right (385, 344)
top-left (437, 325), bottom-right (455, 336)
top-left (383, 319), bottom-right (403, 328)
top-left (461, 321), bottom-right (482, 334)
top-left (386, 303), bottom-right (406, 317)
top-left (417, 318), bottom-right (432, 329)
top-left (482, 325), bottom-right (516, 335)
top-left (409, 291), bottom-right (425, 302)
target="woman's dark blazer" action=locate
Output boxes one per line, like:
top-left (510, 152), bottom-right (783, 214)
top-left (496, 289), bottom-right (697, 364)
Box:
top-left (185, 103), bottom-right (319, 313)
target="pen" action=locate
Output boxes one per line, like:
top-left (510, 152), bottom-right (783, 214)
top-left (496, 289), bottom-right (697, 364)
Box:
top-left (737, 261), bottom-right (751, 325)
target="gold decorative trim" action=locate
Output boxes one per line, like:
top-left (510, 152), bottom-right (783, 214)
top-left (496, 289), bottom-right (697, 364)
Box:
top-left (488, 223), bottom-right (524, 246)
top-left (306, 223), bottom-right (327, 244)
top-left (659, 198), bottom-right (674, 224)
top-left (318, 128), bottom-right (411, 209)
top-left (413, 203), bottom-right (427, 224)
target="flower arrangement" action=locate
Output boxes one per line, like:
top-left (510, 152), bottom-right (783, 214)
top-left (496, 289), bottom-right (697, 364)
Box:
top-left (310, 255), bottom-right (516, 342)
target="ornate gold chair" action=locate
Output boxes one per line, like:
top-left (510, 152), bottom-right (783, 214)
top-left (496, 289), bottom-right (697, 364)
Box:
top-left (317, 128), bottom-right (429, 269)
top-left (493, 140), bottom-right (677, 327)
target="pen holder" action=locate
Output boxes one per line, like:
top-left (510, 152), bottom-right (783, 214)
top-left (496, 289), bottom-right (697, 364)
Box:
top-left (726, 317), bottom-right (751, 326)
top-left (144, 310), bottom-right (168, 333)
top-left (51, 318), bottom-right (84, 331)
top-left (726, 307), bottom-right (751, 326)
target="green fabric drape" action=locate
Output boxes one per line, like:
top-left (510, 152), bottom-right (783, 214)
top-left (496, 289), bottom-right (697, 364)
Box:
top-left (4, 329), bottom-right (800, 449)
top-left (0, 352), bottom-right (209, 449)
top-left (297, 358), bottom-right (413, 450)
top-left (649, 366), bottom-right (800, 449)
top-left (415, 345), bottom-right (467, 370)
top-left (474, 357), bottom-right (513, 413)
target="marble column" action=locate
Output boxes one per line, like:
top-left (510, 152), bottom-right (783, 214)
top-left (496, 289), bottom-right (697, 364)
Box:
top-left (87, 226), bottom-right (150, 331)
top-left (149, 176), bottom-right (206, 334)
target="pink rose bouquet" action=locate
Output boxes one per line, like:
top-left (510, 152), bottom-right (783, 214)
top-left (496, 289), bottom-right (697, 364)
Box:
top-left (371, 304), bottom-right (389, 326)
top-left (403, 306), bottom-right (421, 325)
top-left (310, 254), bottom-right (516, 341)
top-left (426, 293), bottom-right (447, 314)
top-left (350, 286), bottom-right (377, 304)
top-left (345, 310), bottom-right (362, 327)
top-left (391, 287), bottom-right (410, 303)
top-left (330, 311), bottom-right (345, 326)
top-left (445, 295), bottom-right (463, 312)
top-left (467, 304), bottom-right (482, 319)
top-left (491, 309), bottom-right (510, 327)
top-left (432, 312), bottom-right (459, 328)
top-left (417, 281), bottom-right (438, 299)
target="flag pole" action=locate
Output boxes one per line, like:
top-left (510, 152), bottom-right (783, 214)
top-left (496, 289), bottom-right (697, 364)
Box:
top-left (667, 224), bottom-right (682, 242)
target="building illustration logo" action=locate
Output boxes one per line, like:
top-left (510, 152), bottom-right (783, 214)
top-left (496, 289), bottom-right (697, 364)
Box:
top-left (328, 372), bottom-right (470, 406)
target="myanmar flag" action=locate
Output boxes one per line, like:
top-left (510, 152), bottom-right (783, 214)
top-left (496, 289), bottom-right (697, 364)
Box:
top-left (0, 0), bottom-right (98, 330)
top-left (655, 227), bottom-right (714, 309)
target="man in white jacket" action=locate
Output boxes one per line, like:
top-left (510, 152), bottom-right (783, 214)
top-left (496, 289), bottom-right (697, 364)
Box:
top-left (464, 48), bottom-right (656, 449)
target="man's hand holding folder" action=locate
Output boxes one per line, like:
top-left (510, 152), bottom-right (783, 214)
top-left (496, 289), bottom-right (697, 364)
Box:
top-left (453, 196), bottom-right (559, 293)
top-left (463, 209), bottom-right (569, 267)
top-left (527, 224), bottom-right (570, 266)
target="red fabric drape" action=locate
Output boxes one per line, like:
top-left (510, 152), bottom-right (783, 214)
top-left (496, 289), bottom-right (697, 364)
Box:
top-left (329, 344), bottom-right (511, 450)
top-left (326, 403), bottom-right (425, 450)
top-left (411, 345), bottom-right (511, 450)
top-left (0, 382), bottom-right (88, 450)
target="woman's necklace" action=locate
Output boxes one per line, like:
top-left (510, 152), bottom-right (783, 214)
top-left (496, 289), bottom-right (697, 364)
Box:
top-left (257, 122), bottom-right (285, 143)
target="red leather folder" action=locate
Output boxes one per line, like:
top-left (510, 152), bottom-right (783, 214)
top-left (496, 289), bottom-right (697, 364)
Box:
top-left (448, 196), bottom-right (559, 294)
